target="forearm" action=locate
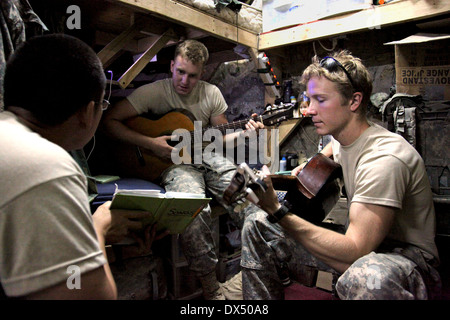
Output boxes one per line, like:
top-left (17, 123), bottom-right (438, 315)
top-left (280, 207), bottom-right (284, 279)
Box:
top-left (320, 142), bottom-right (333, 158)
top-left (279, 214), bottom-right (359, 273)
top-left (25, 229), bottom-right (117, 300)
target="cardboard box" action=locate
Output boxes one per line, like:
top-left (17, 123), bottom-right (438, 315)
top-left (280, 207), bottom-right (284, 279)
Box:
top-left (262, 0), bottom-right (371, 33)
top-left (262, 0), bottom-right (311, 33)
top-left (385, 33), bottom-right (450, 101)
top-left (315, 271), bottom-right (334, 292)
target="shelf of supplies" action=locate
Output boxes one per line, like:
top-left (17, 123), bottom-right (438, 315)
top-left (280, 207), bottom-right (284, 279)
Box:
top-left (258, 0), bottom-right (450, 50)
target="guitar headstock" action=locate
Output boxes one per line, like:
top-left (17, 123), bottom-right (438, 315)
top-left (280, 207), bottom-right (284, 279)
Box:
top-left (261, 102), bottom-right (296, 126)
top-left (223, 163), bottom-right (267, 206)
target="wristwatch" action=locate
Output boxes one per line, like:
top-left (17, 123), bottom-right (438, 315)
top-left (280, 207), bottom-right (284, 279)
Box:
top-left (267, 200), bottom-right (292, 223)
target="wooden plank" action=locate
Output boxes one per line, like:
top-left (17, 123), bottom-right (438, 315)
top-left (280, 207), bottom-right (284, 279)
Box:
top-left (110, 0), bottom-right (258, 48)
top-left (279, 119), bottom-right (299, 146)
top-left (117, 28), bottom-right (178, 88)
top-left (259, 0), bottom-right (450, 50)
top-left (276, 118), bottom-right (303, 146)
top-left (97, 21), bottom-right (142, 68)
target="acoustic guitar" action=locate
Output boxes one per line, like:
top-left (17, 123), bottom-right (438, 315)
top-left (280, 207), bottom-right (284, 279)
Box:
top-left (100, 105), bottom-right (295, 182)
top-left (224, 153), bottom-right (343, 225)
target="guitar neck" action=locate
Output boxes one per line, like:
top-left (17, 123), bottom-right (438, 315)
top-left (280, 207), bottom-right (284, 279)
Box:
top-left (190, 108), bottom-right (293, 138)
top-left (207, 116), bottom-right (261, 135)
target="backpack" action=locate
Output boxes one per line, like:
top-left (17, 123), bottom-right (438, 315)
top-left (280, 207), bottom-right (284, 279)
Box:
top-left (380, 93), bottom-right (425, 148)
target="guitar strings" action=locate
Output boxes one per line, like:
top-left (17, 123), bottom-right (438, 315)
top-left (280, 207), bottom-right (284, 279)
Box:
top-left (187, 110), bottom-right (284, 140)
top-left (188, 119), bottom-right (254, 141)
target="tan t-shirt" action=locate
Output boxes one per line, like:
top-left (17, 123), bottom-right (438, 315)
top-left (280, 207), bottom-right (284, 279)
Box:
top-left (331, 122), bottom-right (438, 261)
top-left (127, 78), bottom-right (228, 127)
top-left (0, 111), bottom-right (106, 297)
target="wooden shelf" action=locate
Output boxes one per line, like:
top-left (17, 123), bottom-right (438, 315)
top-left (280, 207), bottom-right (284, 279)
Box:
top-left (258, 0), bottom-right (450, 50)
top-left (278, 118), bottom-right (304, 146)
top-left (111, 0), bottom-right (259, 49)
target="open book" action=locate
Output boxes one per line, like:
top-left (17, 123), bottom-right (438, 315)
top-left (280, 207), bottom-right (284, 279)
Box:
top-left (110, 188), bottom-right (211, 234)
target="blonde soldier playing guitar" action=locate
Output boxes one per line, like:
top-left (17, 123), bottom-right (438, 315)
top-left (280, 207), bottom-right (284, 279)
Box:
top-left (101, 40), bottom-right (264, 300)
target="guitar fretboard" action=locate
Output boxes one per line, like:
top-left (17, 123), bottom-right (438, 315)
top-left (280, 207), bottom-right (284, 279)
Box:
top-left (185, 107), bottom-right (293, 140)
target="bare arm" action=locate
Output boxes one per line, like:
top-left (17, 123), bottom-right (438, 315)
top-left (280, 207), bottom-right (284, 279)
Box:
top-left (100, 99), bottom-right (174, 160)
top-left (279, 202), bottom-right (394, 273)
top-left (24, 266), bottom-right (116, 300)
top-left (320, 141), bottom-right (333, 158)
top-left (24, 202), bottom-right (157, 300)
top-left (256, 166), bottom-right (395, 274)
top-left (292, 141), bottom-right (334, 176)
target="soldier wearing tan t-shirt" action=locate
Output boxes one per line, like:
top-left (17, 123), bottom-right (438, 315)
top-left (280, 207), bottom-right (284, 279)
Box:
top-left (1, 34), bottom-right (158, 300)
top-left (239, 50), bottom-right (441, 300)
top-left (101, 40), bottom-right (264, 299)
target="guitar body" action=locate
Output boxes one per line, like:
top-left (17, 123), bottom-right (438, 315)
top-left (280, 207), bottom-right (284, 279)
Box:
top-left (126, 109), bottom-right (195, 138)
top-left (270, 153), bottom-right (343, 225)
top-left (101, 109), bottom-right (196, 182)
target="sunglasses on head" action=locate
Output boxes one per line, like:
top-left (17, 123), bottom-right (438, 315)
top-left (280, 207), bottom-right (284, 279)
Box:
top-left (320, 56), bottom-right (357, 91)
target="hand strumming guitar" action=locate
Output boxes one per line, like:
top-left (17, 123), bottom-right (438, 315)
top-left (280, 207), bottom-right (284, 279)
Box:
top-left (147, 135), bottom-right (175, 161)
top-left (254, 166), bottom-right (283, 216)
top-left (291, 163), bottom-right (306, 177)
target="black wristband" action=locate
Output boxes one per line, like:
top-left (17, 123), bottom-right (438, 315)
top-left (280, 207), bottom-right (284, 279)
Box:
top-left (267, 201), bottom-right (291, 223)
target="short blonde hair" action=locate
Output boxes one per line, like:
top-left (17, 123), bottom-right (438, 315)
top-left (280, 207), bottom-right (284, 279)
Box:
top-left (301, 50), bottom-right (373, 114)
top-left (174, 40), bottom-right (209, 67)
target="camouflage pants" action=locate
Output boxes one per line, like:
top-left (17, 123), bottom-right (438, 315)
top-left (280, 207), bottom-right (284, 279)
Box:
top-left (241, 210), bottom-right (441, 300)
top-left (160, 153), bottom-right (249, 277)
top-left (336, 249), bottom-right (441, 299)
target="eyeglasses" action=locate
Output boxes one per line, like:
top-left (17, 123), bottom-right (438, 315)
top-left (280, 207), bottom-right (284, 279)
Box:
top-left (320, 56), bottom-right (357, 91)
top-left (95, 99), bottom-right (110, 111)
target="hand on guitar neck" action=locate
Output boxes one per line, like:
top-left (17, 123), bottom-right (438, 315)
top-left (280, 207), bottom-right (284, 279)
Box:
top-left (221, 113), bottom-right (264, 148)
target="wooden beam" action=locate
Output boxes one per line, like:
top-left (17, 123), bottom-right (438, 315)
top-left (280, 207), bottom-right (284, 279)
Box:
top-left (109, 0), bottom-right (258, 49)
top-left (258, 0), bottom-right (450, 50)
top-left (97, 21), bottom-right (142, 68)
top-left (117, 28), bottom-right (178, 88)
top-left (278, 118), bottom-right (303, 146)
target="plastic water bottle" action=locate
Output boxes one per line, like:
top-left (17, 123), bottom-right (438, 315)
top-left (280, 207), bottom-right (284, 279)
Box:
top-left (279, 156), bottom-right (287, 172)
top-left (290, 95), bottom-right (297, 104)
top-left (283, 80), bottom-right (292, 103)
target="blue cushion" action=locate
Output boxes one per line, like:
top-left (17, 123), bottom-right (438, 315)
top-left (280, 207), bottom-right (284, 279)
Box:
top-left (91, 178), bottom-right (165, 211)
top-left (96, 178), bottom-right (165, 197)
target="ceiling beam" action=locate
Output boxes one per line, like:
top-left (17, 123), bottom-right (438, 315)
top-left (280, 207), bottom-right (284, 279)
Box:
top-left (108, 0), bottom-right (258, 49)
